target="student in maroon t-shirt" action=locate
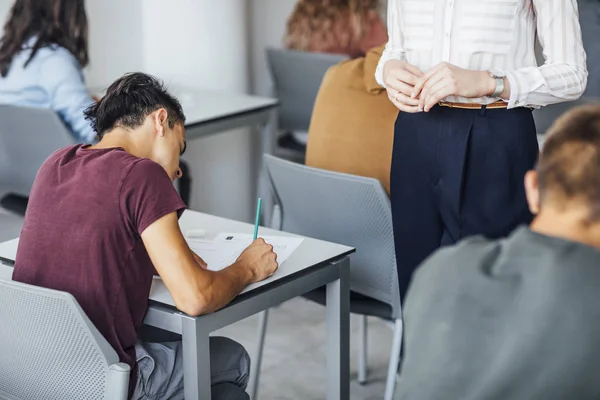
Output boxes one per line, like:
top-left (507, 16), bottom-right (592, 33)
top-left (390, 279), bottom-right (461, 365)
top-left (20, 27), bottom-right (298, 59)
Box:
top-left (12, 72), bottom-right (278, 400)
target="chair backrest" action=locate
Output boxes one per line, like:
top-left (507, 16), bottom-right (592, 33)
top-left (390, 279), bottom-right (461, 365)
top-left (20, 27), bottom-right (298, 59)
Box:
top-left (532, 96), bottom-right (600, 135)
top-left (0, 105), bottom-right (75, 197)
top-left (264, 154), bottom-right (401, 318)
top-left (0, 279), bottom-right (130, 400)
top-left (266, 48), bottom-right (348, 132)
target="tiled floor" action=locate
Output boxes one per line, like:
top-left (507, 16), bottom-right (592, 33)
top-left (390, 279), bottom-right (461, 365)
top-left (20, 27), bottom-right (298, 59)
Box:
top-left (214, 297), bottom-right (398, 400)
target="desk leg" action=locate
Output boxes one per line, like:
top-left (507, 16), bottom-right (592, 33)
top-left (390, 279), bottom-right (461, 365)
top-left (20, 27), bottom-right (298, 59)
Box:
top-left (182, 315), bottom-right (212, 400)
top-left (326, 257), bottom-right (350, 400)
top-left (258, 108), bottom-right (278, 227)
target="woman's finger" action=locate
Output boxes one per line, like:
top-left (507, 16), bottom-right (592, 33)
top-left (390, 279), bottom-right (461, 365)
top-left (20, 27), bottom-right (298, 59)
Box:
top-left (424, 82), bottom-right (453, 112)
top-left (412, 63), bottom-right (446, 98)
top-left (404, 62), bottom-right (424, 78)
top-left (419, 72), bottom-right (446, 110)
top-left (394, 92), bottom-right (419, 106)
top-left (390, 94), bottom-right (420, 113)
top-left (387, 80), bottom-right (417, 97)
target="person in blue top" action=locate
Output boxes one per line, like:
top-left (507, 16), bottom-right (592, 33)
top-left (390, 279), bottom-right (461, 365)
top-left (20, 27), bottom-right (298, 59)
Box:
top-left (0, 0), bottom-right (193, 207)
top-left (0, 0), bottom-right (96, 143)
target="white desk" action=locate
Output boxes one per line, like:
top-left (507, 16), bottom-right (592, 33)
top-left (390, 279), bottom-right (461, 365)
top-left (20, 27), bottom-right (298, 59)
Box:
top-left (176, 89), bottom-right (277, 138)
top-left (0, 210), bottom-right (353, 400)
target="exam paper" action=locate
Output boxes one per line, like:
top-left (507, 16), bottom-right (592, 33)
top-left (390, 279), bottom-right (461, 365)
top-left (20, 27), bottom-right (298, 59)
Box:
top-left (215, 233), bottom-right (304, 265)
top-left (185, 233), bottom-right (304, 272)
top-left (185, 238), bottom-right (247, 271)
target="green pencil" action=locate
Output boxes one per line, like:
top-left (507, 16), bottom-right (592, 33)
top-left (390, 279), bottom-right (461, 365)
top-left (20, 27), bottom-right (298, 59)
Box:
top-left (253, 198), bottom-right (262, 240)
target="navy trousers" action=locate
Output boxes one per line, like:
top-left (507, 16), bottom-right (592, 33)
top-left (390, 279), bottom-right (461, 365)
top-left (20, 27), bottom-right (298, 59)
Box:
top-left (391, 105), bottom-right (539, 299)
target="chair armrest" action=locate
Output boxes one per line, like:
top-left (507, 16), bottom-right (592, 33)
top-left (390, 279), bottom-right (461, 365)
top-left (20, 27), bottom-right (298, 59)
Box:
top-left (105, 362), bottom-right (131, 400)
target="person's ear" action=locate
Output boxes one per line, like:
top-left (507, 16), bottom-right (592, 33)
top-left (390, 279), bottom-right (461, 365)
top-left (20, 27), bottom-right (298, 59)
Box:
top-left (524, 170), bottom-right (540, 215)
top-left (154, 109), bottom-right (169, 137)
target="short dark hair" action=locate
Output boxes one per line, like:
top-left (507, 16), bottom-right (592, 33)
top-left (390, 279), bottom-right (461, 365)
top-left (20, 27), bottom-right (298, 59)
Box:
top-left (0, 0), bottom-right (88, 77)
top-left (537, 103), bottom-right (600, 222)
top-left (84, 72), bottom-right (186, 139)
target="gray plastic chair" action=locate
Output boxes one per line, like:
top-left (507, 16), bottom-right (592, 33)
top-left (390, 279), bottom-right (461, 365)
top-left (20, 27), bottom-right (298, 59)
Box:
top-left (266, 48), bottom-right (348, 133)
top-left (0, 279), bottom-right (130, 400)
top-left (532, 96), bottom-right (600, 135)
top-left (249, 155), bottom-right (402, 400)
top-left (0, 105), bottom-right (76, 197)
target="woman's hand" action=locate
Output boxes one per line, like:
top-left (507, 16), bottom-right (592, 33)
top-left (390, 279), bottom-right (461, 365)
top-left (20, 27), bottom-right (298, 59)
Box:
top-left (383, 59), bottom-right (424, 113)
top-left (411, 62), bottom-right (496, 112)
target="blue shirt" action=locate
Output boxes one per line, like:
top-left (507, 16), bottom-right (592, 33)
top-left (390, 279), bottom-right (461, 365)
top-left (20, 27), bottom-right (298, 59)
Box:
top-left (0, 39), bottom-right (95, 143)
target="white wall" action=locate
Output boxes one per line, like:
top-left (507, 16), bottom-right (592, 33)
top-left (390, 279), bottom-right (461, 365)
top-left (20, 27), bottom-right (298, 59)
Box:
top-left (249, 0), bottom-right (296, 96)
top-left (0, 0), bottom-right (11, 23)
top-left (141, 0), bottom-right (254, 222)
top-left (84, 0), bottom-right (145, 87)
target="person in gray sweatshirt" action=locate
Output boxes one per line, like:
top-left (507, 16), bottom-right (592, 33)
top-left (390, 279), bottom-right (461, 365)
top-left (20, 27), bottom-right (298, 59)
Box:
top-left (396, 104), bottom-right (600, 400)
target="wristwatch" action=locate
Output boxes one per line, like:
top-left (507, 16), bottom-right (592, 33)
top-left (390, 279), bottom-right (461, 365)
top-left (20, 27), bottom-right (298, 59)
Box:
top-left (488, 70), bottom-right (505, 98)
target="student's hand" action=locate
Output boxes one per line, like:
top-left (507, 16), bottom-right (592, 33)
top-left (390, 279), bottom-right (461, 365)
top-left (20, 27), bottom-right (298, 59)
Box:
top-left (383, 59), bottom-right (424, 113)
top-left (412, 62), bottom-right (496, 112)
top-left (192, 251), bottom-right (208, 269)
top-left (236, 238), bottom-right (278, 283)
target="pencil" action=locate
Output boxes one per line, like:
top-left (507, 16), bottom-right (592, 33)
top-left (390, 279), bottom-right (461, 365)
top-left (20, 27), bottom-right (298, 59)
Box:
top-left (253, 198), bottom-right (262, 240)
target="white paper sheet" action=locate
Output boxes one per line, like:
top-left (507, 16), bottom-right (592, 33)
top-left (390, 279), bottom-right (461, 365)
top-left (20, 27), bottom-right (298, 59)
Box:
top-left (184, 233), bottom-right (304, 272)
top-left (214, 233), bottom-right (304, 265)
top-left (185, 238), bottom-right (248, 271)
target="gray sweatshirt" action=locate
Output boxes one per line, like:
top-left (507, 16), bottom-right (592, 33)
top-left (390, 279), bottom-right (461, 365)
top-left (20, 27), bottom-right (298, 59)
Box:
top-left (397, 227), bottom-right (600, 400)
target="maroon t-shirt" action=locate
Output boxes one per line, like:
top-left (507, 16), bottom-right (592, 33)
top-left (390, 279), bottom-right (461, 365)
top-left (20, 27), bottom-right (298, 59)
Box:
top-left (13, 144), bottom-right (186, 396)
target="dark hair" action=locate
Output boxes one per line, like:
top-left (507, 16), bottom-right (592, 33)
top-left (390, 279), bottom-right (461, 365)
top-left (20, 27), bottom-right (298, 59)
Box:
top-left (537, 104), bottom-right (600, 222)
top-left (0, 0), bottom-right (88, 77)
top-left (84, 72), bottom-right (186, 139)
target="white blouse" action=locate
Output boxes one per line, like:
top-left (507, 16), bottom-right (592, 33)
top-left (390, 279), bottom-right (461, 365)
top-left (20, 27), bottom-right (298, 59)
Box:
top-left (375, 0), bottom-right (588, 108)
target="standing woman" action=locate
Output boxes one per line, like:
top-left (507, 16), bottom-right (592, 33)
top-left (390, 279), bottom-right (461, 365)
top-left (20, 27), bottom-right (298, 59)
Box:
top-left (0, 0), bottom-right (96, 143)
top-left (377, 0), bottom-right (587, 297)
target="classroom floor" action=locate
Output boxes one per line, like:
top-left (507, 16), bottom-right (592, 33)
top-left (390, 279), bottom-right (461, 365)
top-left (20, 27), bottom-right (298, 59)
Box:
top-left (215, 297), bottom-right (398, 400)
top-left (0, 210), bottom-right (399, 399)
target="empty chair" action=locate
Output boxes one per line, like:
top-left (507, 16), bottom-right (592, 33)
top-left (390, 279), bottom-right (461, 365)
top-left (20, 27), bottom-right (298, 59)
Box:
top-left (0, 105), bottom-right (75, 198)
top-left (249, 154), bottom-right (402, 400)
top-left (266, 48), bottom-right (348, 133)
top-left (0, 278), bottom-right (130, 400)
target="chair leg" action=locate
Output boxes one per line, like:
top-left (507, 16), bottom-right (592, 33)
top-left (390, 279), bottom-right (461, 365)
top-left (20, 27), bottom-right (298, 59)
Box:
top-left (384, 319), bottom-right (403, 400)
top-left (357, 315), bottom-right (368, 385)
top-left (249, 309), bottom-right (270, 400)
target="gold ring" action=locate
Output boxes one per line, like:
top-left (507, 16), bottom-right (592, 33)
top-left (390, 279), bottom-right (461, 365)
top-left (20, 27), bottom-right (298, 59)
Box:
top-left (394, 91), bottom-right (400, 101)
